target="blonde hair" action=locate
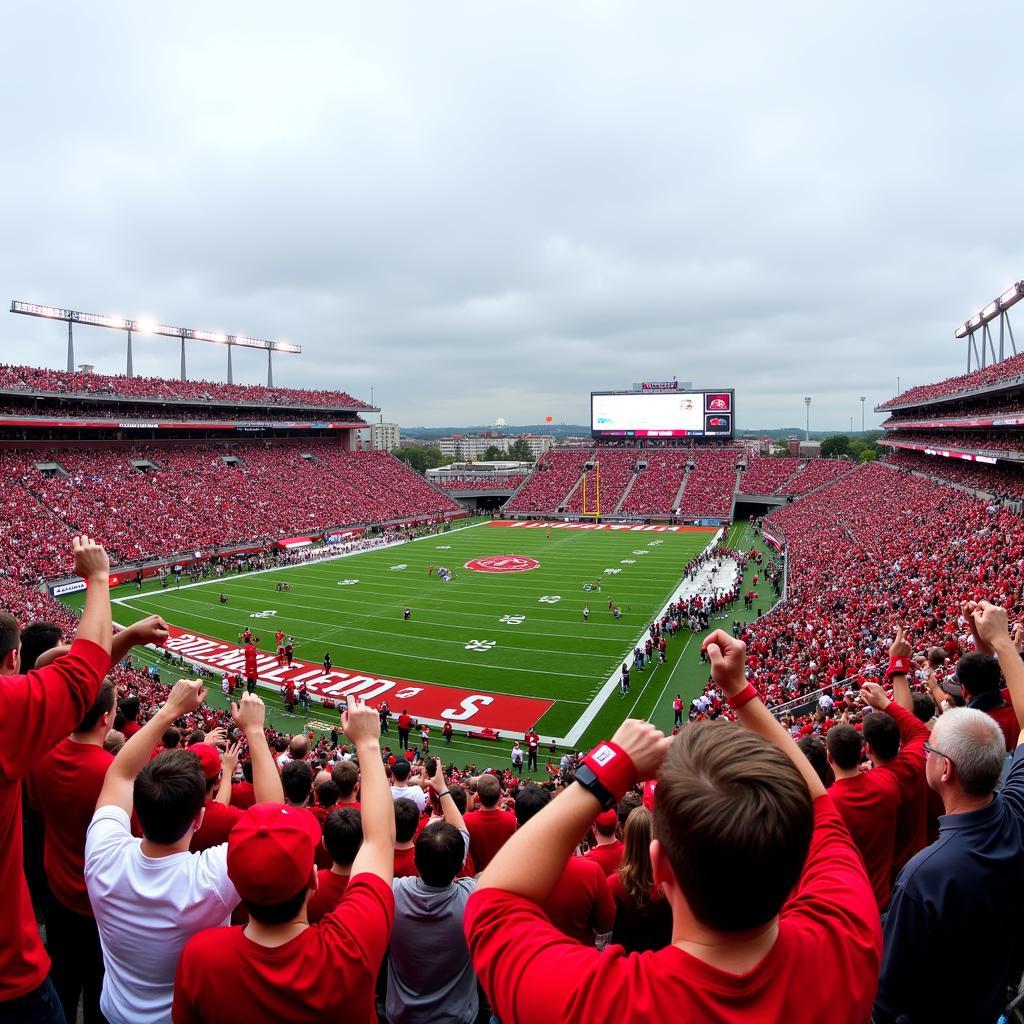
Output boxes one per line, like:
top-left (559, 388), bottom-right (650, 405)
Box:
top-left (617, 805), bottom-right (656, 909)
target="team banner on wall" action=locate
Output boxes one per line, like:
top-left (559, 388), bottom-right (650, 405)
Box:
top-left (157, 625), bottom-right (553, 733)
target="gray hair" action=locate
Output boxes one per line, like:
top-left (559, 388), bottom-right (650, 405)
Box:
top-left (931, 708), bottom-right (1006, 796)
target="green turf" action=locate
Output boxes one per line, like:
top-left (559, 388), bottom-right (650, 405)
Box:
top-left (64, 518), bottom-right (778, 772)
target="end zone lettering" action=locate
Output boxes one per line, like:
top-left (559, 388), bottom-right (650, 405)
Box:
top-left (465, 555), bottom-right (540, 573)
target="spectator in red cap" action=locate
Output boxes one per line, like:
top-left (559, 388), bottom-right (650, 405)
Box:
top-left (465, 629), bottom-right (881, 1023)
top-left (188, 741), bottom-right (242, 852)
top-left (172, 697), bottom-right (396, 1023)
top-left (584, 809), bottom-right (624, 876)
top-left (0, 535), bottom-right (113, 1023)
top-left (85, 687), bottom-right (281, 1024)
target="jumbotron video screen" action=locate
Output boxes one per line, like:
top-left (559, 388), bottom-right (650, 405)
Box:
top-left (590, 389), bottom-right (735, 439)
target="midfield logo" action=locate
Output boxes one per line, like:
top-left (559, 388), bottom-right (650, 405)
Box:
top-left (465, 555), bottom-right (541, 574)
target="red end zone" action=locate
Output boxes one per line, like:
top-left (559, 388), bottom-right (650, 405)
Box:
top-left (158, 625), bottom-right (553, 733)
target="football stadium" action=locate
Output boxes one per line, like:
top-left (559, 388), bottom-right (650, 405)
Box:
top-left (4, 7), bottom-right (1024, 1024)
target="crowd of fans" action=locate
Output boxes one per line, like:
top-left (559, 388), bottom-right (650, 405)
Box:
top-left (878, 349), bottom-right (1024, 409)
top-left (882, 391), bottom-right (1024, 425)
top-left (675, 448), bottom-right (741, 518)
top-left (882, 431), bottom-right (1024, 453)
top-left (882, 448), bottom-right (1024, 501)
top-left (0, 364), bottom-right (370, 409)
top-left (618, 451), bottom-right (687, 516)
top-left (9, 534), bottom-right (1024, 1023)
top-left (777, 458), bottom-right (855, 495)
top-left (505, 449), bottom-right (593, 513)
top-left (0, 398), bottom-right (366, 425)
top-left (565, 449), bottom-right (637, 514)
top-left (738, 455), bottom-right (802, 494)
top-left (0, 443), bottom-right (460, 578)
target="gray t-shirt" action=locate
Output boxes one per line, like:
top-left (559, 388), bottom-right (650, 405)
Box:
top-left (386, 831), bottom-right (476, 1024)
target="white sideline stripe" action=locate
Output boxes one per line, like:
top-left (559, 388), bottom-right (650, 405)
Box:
top-left (563, 528), bottom-right (724, 745)
top-left (111, 518), bottom-right (491, 605)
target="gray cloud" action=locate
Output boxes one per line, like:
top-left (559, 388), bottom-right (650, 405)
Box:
top-left (1, 0), bottom-right (1019, 430)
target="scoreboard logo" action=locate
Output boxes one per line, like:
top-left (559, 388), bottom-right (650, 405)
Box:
top-left (705, 393), bottom-right (732, 412)
top-left (465, 555), bottom-right (541, 574)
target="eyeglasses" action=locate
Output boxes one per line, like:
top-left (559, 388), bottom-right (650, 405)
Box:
top-left (924, 741), bottom-right (954, 765)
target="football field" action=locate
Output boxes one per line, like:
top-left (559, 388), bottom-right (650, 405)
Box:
top-left (104, 520), bottom-right (718, 743)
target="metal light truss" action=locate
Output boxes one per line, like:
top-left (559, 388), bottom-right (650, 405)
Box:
top-left (953, 282), bottom-right (1021, 373)
top-left (10, 300), bottom-right (301, 385)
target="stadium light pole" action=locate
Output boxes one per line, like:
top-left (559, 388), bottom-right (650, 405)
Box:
top-left (804, 397), bottom-right (811, 441)
top-left (9, 302), bottom-right (302, 385)
top-left (860, 395), bottom-right (866, 434)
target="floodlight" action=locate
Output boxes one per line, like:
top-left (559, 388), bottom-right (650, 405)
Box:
top-left (136, 317), bottom-right (158, 335)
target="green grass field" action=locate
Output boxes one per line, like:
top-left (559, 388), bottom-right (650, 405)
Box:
top-left (65, 518), bottom-right (775, 776)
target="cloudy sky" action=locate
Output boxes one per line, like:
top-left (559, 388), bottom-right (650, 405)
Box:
top-left (1, 1), bottom-right (1019, 430)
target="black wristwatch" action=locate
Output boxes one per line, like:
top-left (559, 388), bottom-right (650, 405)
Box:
top-left (573, 764), bottom-right (616, 810)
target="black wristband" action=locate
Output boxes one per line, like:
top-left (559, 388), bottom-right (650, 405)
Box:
top-left (573, 764), bottom-right (616, 810)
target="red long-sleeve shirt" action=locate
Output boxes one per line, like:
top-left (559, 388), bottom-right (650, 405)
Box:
top-left (0, 638), bottom-right (109, 1000)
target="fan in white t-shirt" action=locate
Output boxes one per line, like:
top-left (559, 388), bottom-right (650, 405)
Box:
top-left (85, 682), bottom-right (284, 1024)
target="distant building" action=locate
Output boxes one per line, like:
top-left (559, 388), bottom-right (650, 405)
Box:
top-left (798, 441), bottom-right (821, 459)
top-left (437, 433), bottom-right (551, 459)
top-left (358, 422), bottom-right (400, 451)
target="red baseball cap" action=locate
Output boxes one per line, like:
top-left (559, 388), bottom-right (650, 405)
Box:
top-left (595, 809), bottom-right (618, 830)
top-left (227, 803), bottom-right (322, 905)
top-left (190, 743), bottom-right (222, 781)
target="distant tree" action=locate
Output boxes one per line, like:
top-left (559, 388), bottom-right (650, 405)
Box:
top-left (820, 434), bottom-right (850, 459)
top-left (859, 449), bottom-right (878, 463)
top-left (393, 444), bottom-right (445, 474)
top-left (482, 445), bottom-right (504, 462)
top-left (507, 438), bottom-right (534, 462)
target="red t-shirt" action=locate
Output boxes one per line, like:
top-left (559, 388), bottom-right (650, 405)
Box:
top-left (173, 874), bottom-right (394, 1024)
top-left (28, 737), bottom-right (114, 915)
top-left (540, 857), bottom-right (615, 945)
top-left (307, 871), bottom-right (350, 924)
top-left (0, 637), bottom-right (109, 1001)
top-left (190, 799), bottom-right (244, 852)
top-left (394, 847), bottom-right (419, 878)
top-left (584, 839), bottom-right (624, 877)
top-left (398, 713), bottom-right (412, 731)
top-left (464, 807), bottom-right (517, 873)
top-left (873, 704), bottom-right (929, 879)
top-left (829, 772), bottom-right (900, 910)
top-left (244, 647), bottom-right (258, 677)
top-left (464, 797), bottom-right (882, 1023)
top-left (122, 721), bottom-right (141, 738)
top-left (230, 781), bottom-right (256, 810)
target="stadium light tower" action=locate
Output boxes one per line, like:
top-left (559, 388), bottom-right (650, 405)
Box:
top-left (9, 301), bottom-right (301, 385)
top-left (860, 395), bottom-right (866, 434)
top-left (804, 397), bottom-right (811, 441)
top-left (955, 280), bottom-right (1022, 371)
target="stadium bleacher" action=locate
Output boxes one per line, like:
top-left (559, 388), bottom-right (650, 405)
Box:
top-left (504, 448), bottom-right (592, 513)
top-left (738, 455), bottom-right (802, 494)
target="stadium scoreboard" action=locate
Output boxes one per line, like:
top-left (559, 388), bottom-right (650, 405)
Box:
top-left (590, 389), bottom-right (735, 439)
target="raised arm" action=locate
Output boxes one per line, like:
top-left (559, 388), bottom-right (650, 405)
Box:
top-left (973, 601), bottom-right (1024, 742)
top-left (345, 698), bottom-right (396, 882)
top-left (702, 629), bottom-right (827, 799)
top-left (73, 536), bottom-right (113, 655)
top-left (96, 679), bottom-right (207, 814)
top-left (231, 694), bottom-right (283, 803)
top-left (108, 614), bottom-right (170, 670)
top-left (214, 742), bottom-right (240, 805)
top-left (426, 760), bottom-right (466, 832)
top-left (887, 628), bottom-right (914, 712)
top-left (477, 719), bottom-right (669, 898)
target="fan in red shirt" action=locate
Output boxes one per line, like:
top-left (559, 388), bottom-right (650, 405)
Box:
top-left (513, 786), bottom-right (615, 944)
top-left (187, 743), bottom-right (244, 852)
top-left (229, 759), bottom-right (257, 810)
top-left (465, 630), bottom-right (881, 1024)
top-left (172, 698), bottom-right (396, 1024)
top-left (393, 798), bottom-right (421, 878)
top-left (583, 809), bottom-right (624, 876)
top-left (463, 774), bottom-right (516, 872)
top-left (243, 641), bottom-right (259, 694)
top-left (0, 536), bottom-right (118, 1016)
top-left (308, 808), bottom-right (363, 924)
